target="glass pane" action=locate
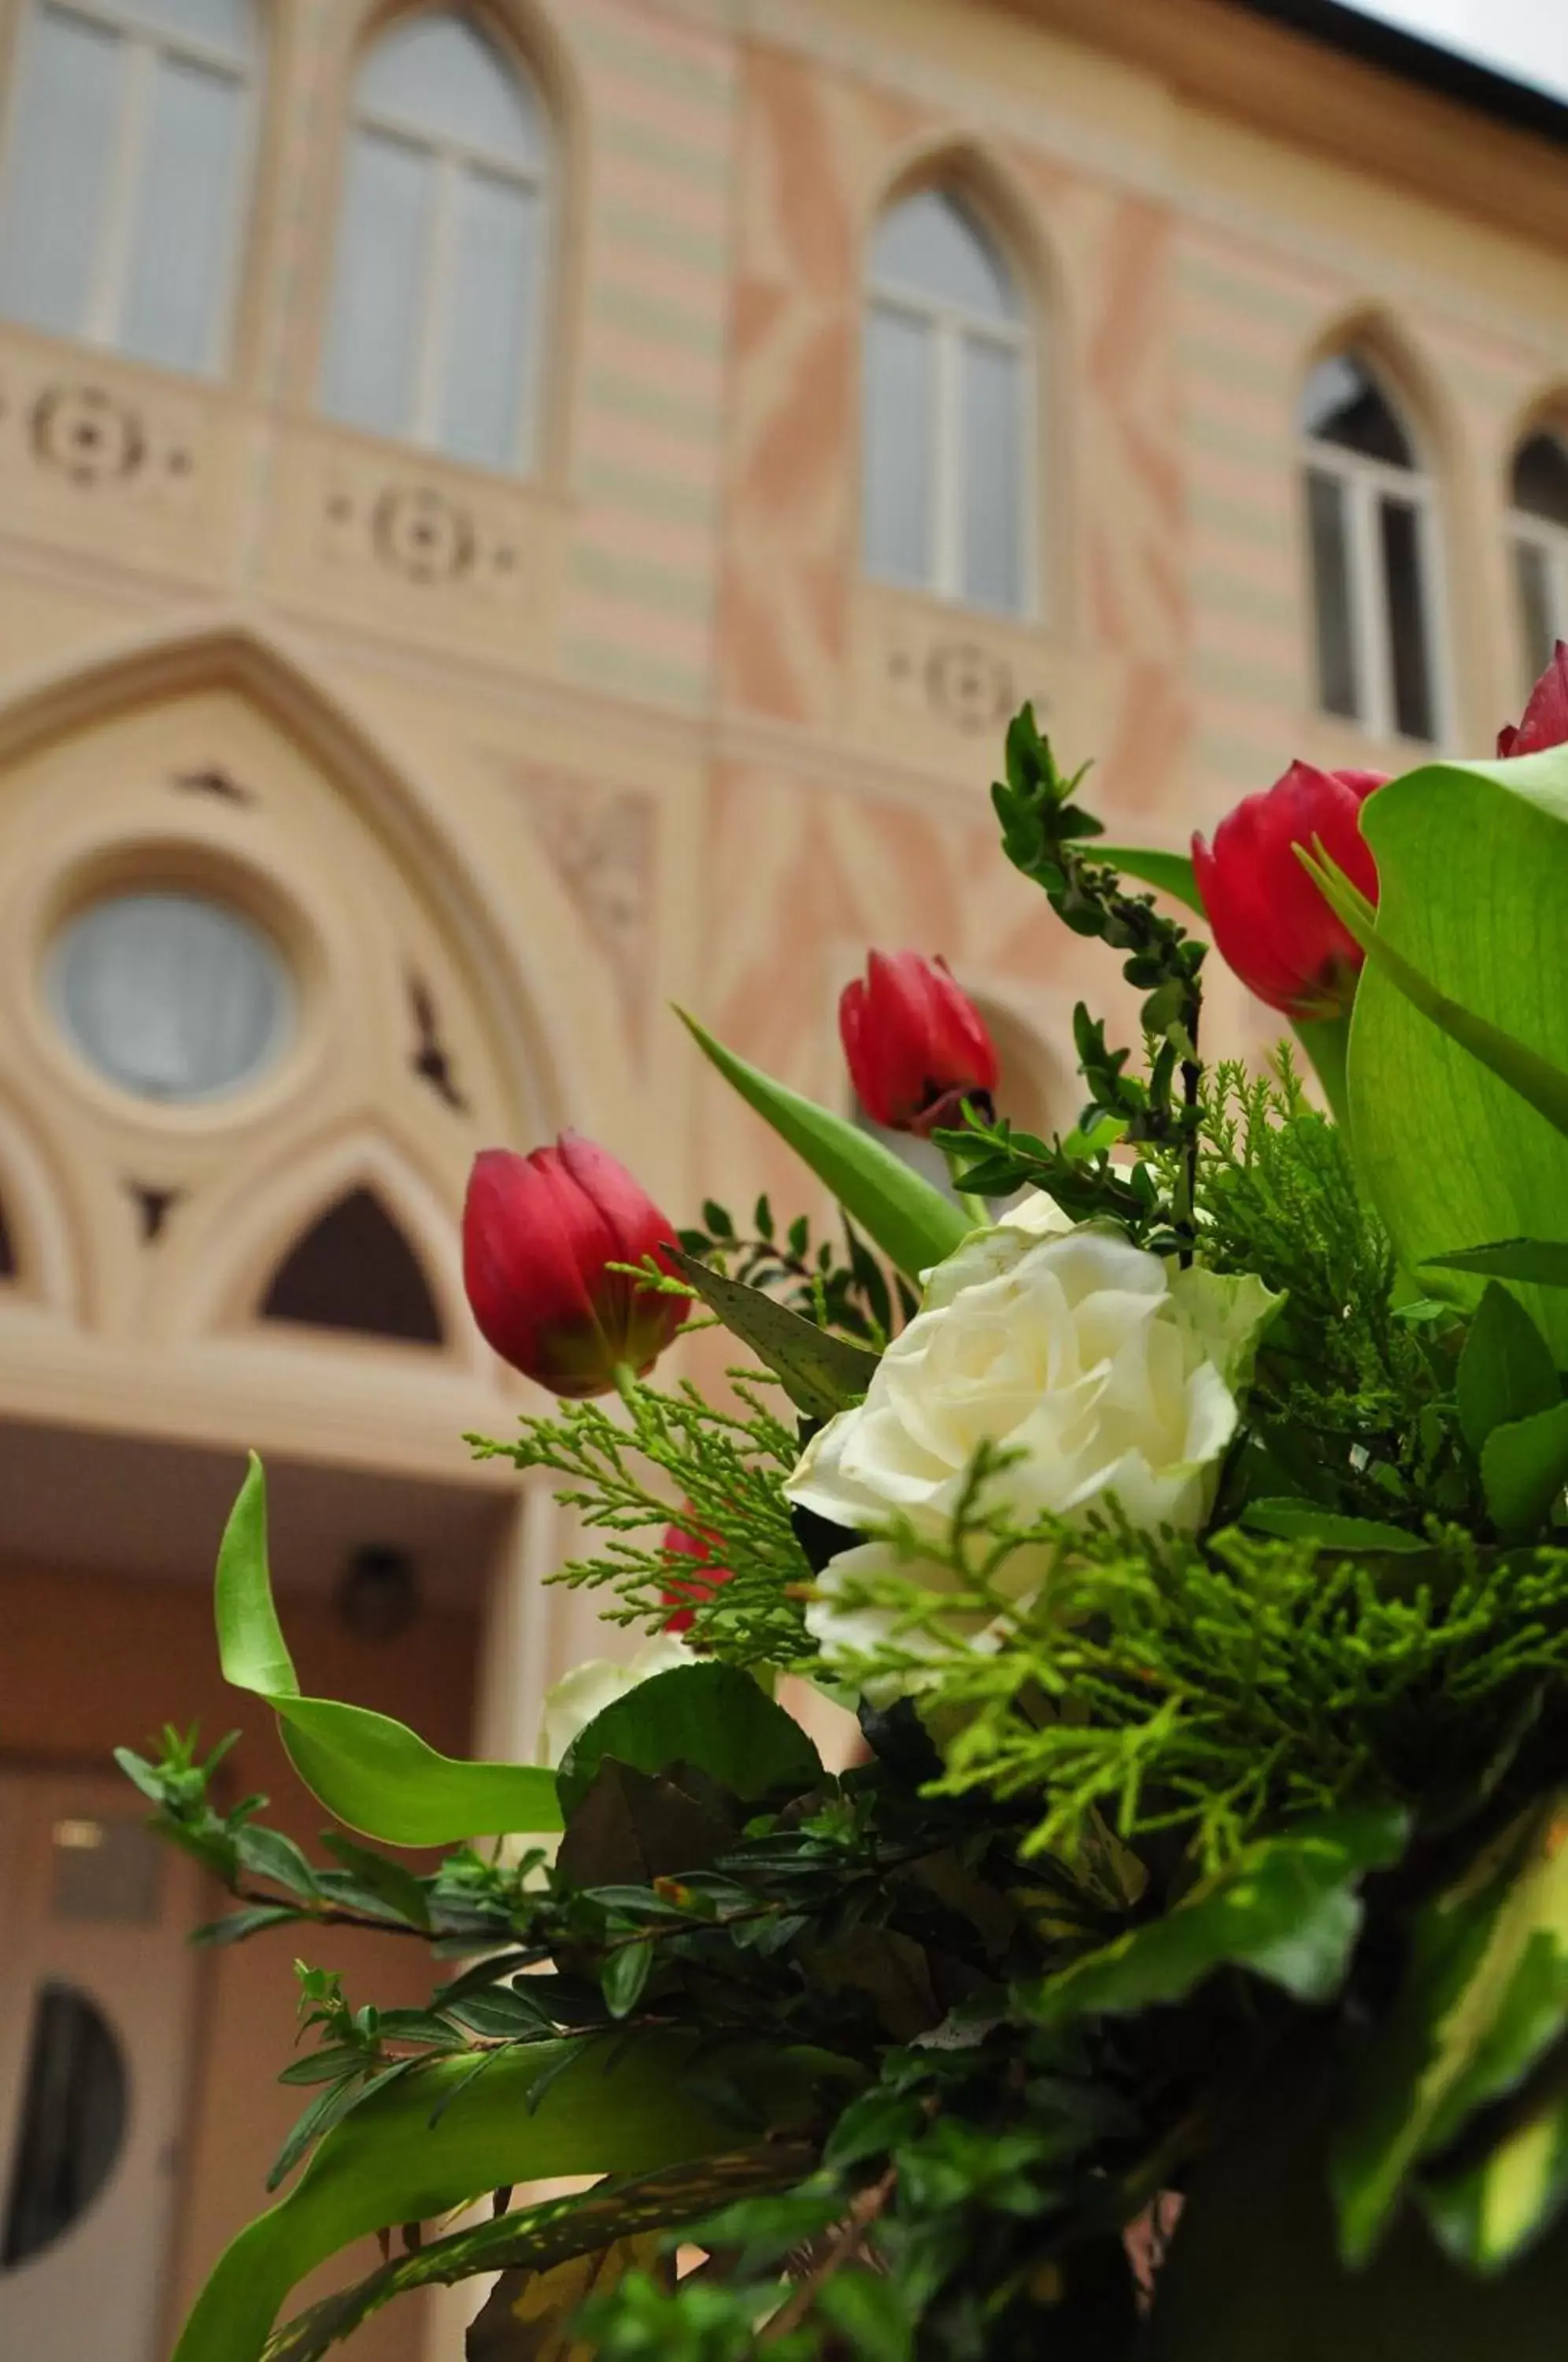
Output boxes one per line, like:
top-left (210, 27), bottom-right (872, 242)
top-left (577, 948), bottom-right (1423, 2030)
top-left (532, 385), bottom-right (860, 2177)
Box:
top-left (961, 335), bottom-right (1023, 613)
top-left (1300, 351), bottom-right (1415, 468)
top-left (871, 187), bottom-right (1016, 321)
top-left (120, 53), bottom-right (242, 370)
top-left (116, 0), bottom-right (254, 57)
top-left (864, 302), bottom-right (932, 588)
top-left (320, 127), bottom-right (432, 438)
top-left (438, 166), bottom-right (537, 467)
top-left (1515, 539), bottom-right (1559, 687)
top-left (1305, 466), bottom-right (1359, 721)
top-left (53, 890), bottom-right (290, 1102)
top-left (358, 13), bottom-right (538, 161)
top-left (1379, 494), bottom-right (1436, 742)
top-left (51, 1815), bottom-right (165, 1924)
top-left (1513, 433), bottom-right (1568, 529)
top-left (0, 6), bottom-right (123, 339)
top-left (1, 1984), bottom-right (128, 2268)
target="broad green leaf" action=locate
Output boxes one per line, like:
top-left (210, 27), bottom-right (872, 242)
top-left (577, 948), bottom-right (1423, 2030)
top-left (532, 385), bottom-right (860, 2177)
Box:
top-left (1098, 844), bottom-right (1204, 915)
top-left (556, 1663), bottom-right (822, 1820)
top-left (815, 2267), bottom-right (916, 2362)
top-left (668, 1248), bottom-right (881, 1416)
top-left (1333, 1794), bottom-right (1568, 2267)
top-left (218, 1458), bottom-right (560, 1841)
top-left (1420, 2077), bottom-right (1568, 2273)
top-left (1457, 1285), bottom-right (1561, 1455)
top-left (172, 2034), bottom-right (823, 2362)
top-left (1238, 1502), bottom-right (1428, 1554)
top-left (1481, 1401), bottom-right (1568, 1542)
top-left (601, 1938), bottom-right (654, 2020)
top-left (1429, 1240), bottom-right (1568, 1290)
top-left (1026, 1806), bottom-right (1408, 2027)
top-left (1343, 751), bottom-right (1568, 1359)
top-left (261, 2149), bottom-right (812, 2362)
top-left (676, 1010), bottom-right (969, 1281)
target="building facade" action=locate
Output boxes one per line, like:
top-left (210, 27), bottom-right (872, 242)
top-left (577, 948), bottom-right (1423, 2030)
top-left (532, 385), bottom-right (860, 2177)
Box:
top-left (0, 1), bottom-right (1565, 2356)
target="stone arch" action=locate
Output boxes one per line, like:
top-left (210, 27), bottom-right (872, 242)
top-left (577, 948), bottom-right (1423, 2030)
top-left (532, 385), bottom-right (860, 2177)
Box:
top-left (1294, 302), bottom-right (1462, 489)
top-left (0, 1086), bottom-right (83, 1318)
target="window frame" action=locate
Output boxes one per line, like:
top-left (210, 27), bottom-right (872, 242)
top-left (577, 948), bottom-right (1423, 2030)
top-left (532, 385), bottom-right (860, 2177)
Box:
top-left (864, 188), bottom-right (1037, 619)
top-left (322, 10), bottom-right (550, 472)
top-left (1299, 391), bottom-right (1447, 746)
top-left (0, 0), bottom-right (262, 378)
top-left (1508, 432), bottom-right (1568, 693)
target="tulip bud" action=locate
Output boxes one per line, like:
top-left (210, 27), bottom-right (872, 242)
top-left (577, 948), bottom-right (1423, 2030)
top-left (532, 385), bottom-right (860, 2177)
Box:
top-left (839, 950), bottom-right (999, 1135)
top-left (1498, 643), bottom-right (1568, 757)
top-left (1192, 761), bottom-right (1386, 1020)
top-left (462, 1133), bottom-right (686, 1398)
top-left (660, 1512), bottom-right (731, 1633)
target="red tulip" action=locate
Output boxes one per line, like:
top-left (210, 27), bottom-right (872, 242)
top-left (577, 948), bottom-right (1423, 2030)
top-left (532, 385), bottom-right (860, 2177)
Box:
top-left (1498, 643), bottom-right (1568, 757)
top-left (660, 1513), bottom-right (731, 1634)
top-left (1192, 763), bottom-right (1386, 1020)
top-left (463, 1134), bottom-right (685, 1398)
top-left (840, 951), bottom-right (999, 1135)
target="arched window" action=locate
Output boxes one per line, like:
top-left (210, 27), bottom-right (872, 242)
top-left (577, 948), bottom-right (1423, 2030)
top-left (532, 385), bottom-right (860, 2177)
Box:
top-left (863, 185), bottom-right (1031, 615)
top-left (1300, 350), bottom-right (1441, 742)
top-left (261, 1187), bottom-right (445, 1346)
top-left (320, 10), bottom-right (549, 471)
top-left (1510, 429), bottom-right (1568, 690)
top-left (0, 0), bottom-right (259, 375)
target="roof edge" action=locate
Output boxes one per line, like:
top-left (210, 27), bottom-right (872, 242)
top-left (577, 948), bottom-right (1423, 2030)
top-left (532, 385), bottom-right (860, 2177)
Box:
top-left (1224, 0), bottom-right (1568, 148)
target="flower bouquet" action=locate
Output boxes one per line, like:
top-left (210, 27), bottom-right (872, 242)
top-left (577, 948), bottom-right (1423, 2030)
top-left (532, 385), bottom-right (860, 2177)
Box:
top-left (131, 650), bottom-right (1568, 2360)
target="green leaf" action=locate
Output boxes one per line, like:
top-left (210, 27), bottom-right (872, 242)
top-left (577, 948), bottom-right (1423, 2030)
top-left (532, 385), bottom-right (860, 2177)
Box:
top-left (675, 1009), bottom-right (969, 1281)
top-left (1420, 2071), bottom-right (1568, 2274)
top-left (217, 1458), bottom-right (560, 1841)
top-left (1341, 750), bottom-right (1568, 1360)
top-left (1026, 1806), bottom-right (1409, 2028)
top-left (468, 2237), bottom-right (666, 2360)
top-left (1097, 844), bottom-right (1205, 915)
top-left (815, 2267), bottom-right (915, 2362)
top-left (1429, 1240), bottom-right (1568, 1290)
top-left (235, 1826), bottom-right (321, 1900)
top-left (171, 2035), bottom-right (821, 2362)
top-left (556, 1664), bottom-right (822, 1820)
top-left (1237, 1502), bottom-right (1429, 1555)
top-left (1481, 1401), bottom-right (1568, 1542)
top-left (668, 1249), bottom-right (881, 1417)
top-left (320, 1833), bottom-right (431, 1932)
top-left (192, 1904), bottom-right (304, 1947)
top-left (1333, 1794), bottom-right (1568, 2268)
top-left (260, 2148), bottom-right (812, 2362)
top-left (601, 1939), bottom-right (654, 2020)
top-left (1457, 1285), bottom-right (1561, 1454)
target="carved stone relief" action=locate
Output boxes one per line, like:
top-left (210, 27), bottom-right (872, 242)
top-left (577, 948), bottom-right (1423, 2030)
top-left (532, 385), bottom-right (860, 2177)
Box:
top-left (507, 766), bottom-right (654, 1046)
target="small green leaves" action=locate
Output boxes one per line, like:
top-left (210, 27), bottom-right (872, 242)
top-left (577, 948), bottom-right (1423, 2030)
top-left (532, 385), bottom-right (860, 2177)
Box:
top-left (668, 1248), bottom-right (881, 1417)
top-left (1333, 1794), bottom-right (1568, 2268)
top-left (217, 1457), bottom-right (562, 1841)
top-left (675, 1010), bottom-right (967, 1281)
top-left (1026, 1807), bottom-right (1409, 2027)
top-left (556, 1664), bottom-right (823, 1820)
top-left (601, 1940), bottom-right (655, 2021)
top-left (1457, 1285), bottom-right (1561, 1454)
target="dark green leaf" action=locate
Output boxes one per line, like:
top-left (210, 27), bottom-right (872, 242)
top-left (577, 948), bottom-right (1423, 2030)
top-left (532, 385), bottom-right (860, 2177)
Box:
top-left (320, 1833), bottom-right (431, 1931)
top-left (1429, 1239), bottom-right (1568, 1289)
top-left (1026, 1807), bottom-right (1409, 2027)
top-left (601, 1941), bottom-right (654, 2021)
top-left (113, 1746), bottom-right (168, 1805)
top-left (1333, 1794), bottom-right (1568, 2268)
top-left (1095, 846), bottom-right (1204, 913)
top-left (815, 2267), bottom-right (915, 2362)
top-left (1481, 1401), bottom-right (1568, 1541)
top-left (236, 1826), bottom-right (321, 1900)
top-left (192, 1904), bottom-right (304, 1947)
top-left (667, 1249), bottom-right (880, 1419)
top-left (1457, 1284), bottom-right (1561, 1455)
top-left (1238, 1502), bottom-right (1428, 1554)
top-left (556, 1664), bottom-right (823, 1820)
top-left (268, 2061), bottom-right (417, 2193)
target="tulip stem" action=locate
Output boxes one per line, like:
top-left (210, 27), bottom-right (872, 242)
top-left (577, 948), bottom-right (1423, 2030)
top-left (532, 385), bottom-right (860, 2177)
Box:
top-left (1292, 1012), bottom-right (1353, 1138)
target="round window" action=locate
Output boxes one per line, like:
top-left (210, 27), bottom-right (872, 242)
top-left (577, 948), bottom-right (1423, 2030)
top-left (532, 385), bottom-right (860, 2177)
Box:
top-left (50, 890), bottom-right (292, 1105)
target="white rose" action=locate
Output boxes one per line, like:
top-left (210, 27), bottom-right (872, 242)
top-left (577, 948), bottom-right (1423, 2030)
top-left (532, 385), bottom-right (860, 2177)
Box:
top-left (785, 1203), bottom-right (1278, 1682)
top-left (536, 1632), bottom-right (691, 1768)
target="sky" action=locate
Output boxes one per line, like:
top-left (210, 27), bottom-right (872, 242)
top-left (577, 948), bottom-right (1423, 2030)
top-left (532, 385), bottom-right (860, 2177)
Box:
top-left (1346, 0), bottom-right (1568, 102)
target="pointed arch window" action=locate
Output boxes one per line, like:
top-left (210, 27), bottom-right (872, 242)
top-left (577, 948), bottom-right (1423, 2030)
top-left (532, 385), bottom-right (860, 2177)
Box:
top-left (1300, 351), bottom-right (1442, 743)
top-left (1510, 429), bottom-right (1568, 692)
top-left (261, 1187), bottom-right (445, 1347)
top-left (0, 0), bottom-right (260, 375)
top-left (863, 185), bottom-right (1032, 615)
top-left (320, 10), bottom-right (549, 472)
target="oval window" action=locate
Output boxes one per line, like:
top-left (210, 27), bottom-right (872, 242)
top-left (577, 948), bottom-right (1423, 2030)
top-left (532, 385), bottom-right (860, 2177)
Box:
top-left (50, 889), bottom-right (291, 1105)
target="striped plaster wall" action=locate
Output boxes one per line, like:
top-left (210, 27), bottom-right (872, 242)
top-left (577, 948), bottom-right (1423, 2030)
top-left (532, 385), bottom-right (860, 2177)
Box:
top-left (560, 0), bottom-right (737, 711)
